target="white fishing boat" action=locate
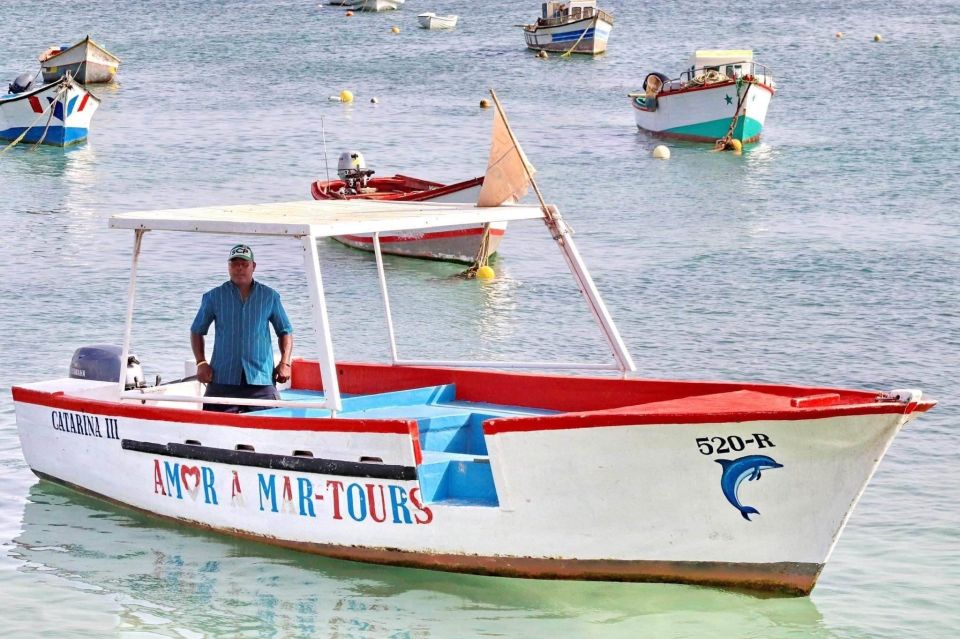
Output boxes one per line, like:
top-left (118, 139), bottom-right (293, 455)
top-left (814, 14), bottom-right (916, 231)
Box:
top-left (522, 1), bottom-right (613, 55)
top-left (418, 12), bottom-right (458, 29)
top-left (1, 74), bottom-right (100, 147)
top-left (340, 0), bottom-right (404, 11)
top-left (629, 50), bottom-right (776, 144)
top-left (12, 95), bottom-right (935, 595)
top-left (38, 36), bottom-right (121, 84)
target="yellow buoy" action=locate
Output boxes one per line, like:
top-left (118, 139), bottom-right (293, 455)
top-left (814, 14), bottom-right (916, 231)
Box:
top-left (340, 89), bottom-right (354, 103)
top-left (651, 145), bottom-right (670, 160)
top-left (345, 10), bottom-right (353, 16)
top-left (479, 98), bottom-right (491, 109)
top-left (728, 139), bottom-right (743, 153)
top-left (391, 26), bottom-right (400, 34)
top-left (476, 265), bottom-right (495, 280)
top-left (874, 33), bottom-right (882, 42)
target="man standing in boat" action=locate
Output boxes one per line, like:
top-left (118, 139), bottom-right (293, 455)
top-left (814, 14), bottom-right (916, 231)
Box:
top-left (190, 244), bottom-right (294, 412)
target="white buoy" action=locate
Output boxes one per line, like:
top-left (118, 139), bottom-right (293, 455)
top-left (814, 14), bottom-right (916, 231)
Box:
top-left (328, 96), bottom-right (342, 102)
top-left (652, 145), bottom-right (671, 160)
top-left (370, 97), bottom-right (379, 104)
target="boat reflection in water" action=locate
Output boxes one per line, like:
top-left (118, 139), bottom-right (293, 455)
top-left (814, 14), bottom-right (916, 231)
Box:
top-left (11, 482), bottom-right (835, 638)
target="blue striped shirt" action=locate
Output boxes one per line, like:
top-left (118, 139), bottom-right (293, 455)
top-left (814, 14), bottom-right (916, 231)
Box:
top-left (190, 280), bottom-right (293, 385)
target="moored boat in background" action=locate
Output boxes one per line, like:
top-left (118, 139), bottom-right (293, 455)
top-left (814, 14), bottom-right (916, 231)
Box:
top-left (629, 50), bottom-right (775, 144)
top-left (39, 36), bottom-right (121, 84)
top-left (311, 151), bottom-right (502, 263)
top-left (340, 0), bottom-right (404, 12)
top-left (522, 1), bottom-right (613, 55)
top-left (1, 74), bottom-right (100, 147)
top-left (418, 13), bottom-right (458, 29)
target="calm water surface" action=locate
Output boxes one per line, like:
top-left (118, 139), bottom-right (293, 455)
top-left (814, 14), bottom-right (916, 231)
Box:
top-left (1, 1), bottom-right (958, 637)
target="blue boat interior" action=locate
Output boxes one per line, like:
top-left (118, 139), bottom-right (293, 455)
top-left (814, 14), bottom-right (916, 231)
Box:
top-left (255, 384), bottom-right (557, 508)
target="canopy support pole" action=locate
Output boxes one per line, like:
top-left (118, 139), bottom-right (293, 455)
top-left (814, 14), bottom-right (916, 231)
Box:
top-left (372, 233), bottom-right (399, 363)
top-left (488, 89), bottom-right (636, 374)
top-left (302, 234), bottom-right (342, 413)
top-left (118, 229), bottom-right (145, 396)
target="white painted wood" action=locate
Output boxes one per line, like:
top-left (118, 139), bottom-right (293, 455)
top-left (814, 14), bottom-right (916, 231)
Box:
top-left (302, 235), bottom-right (342, 413)
top-left (372, 233), bottom-right (399, 363)
top-left (109, 200), bottom-right (544, 238)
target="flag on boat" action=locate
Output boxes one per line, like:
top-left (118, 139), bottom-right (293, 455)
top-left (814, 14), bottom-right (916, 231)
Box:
top-left (477, 101), bottom-right (536, 207)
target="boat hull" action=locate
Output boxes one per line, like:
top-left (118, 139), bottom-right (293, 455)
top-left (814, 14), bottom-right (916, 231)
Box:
top-left (524, 14), bottom-right (613, 55)
top-left (418, 13), bottom-right (458, 29)
top-left (311, 175), bottom-right (505, 263)
top-left (12, 364), bottom-right (930, 595)
top-left (341, 0), bottom-right (404, 11)
top-left (41, 38), bottom-right (120, 84)
top-left (0, 79), bottom-right (100, 147)
top-left (632, 80), bottom-right (774, 143)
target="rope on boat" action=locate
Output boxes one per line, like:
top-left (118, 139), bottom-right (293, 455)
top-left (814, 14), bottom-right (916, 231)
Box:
top-left (461, 223), bottom-right (493, 278)
top-left (0, 82), bottom-right (68, 154)
top-left (715, 77), bottom-right (751, 151)
top-left (561, 15), bottom-right (598, 58)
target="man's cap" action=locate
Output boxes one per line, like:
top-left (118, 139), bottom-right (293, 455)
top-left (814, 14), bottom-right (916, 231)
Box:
top-left (228, 244), bottom-right (254, 261)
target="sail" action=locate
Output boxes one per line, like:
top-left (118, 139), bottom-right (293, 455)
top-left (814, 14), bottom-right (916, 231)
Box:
top-left (476, 104), bottom-right (537, 207)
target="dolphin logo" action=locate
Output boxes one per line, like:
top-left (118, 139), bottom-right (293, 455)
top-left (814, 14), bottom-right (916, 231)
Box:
top-left (715, 455), bottom-right (783, 521)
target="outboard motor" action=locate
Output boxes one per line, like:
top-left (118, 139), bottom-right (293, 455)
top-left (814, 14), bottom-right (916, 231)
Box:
top-left (69, 345), bottom-right (146, 390)
top-left (8, 72), bottom-right (33, 95)
top-left (336, 151), bottom-right (375, 193)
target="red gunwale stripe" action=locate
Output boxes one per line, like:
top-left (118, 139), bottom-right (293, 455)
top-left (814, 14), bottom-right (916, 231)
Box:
top-left (482, 400), bottom-right (934, 436)
top-left (11, 386), bottom-right (415, 435)
top-left (289, 360), bottom-right (936, 436)
top-left (339, 227), bottom-right (505, 243)
top-left (653, 80), bottom-right (776, 99)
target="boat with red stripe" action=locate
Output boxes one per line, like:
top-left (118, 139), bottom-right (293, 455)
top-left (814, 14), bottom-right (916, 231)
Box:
top-left (311, 151), bottom-right (503, 263)
top-left (11, 98), bottom-right (935, 595)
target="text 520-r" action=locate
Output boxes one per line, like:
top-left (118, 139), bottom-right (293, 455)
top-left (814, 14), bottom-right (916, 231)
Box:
top-left (696, 434), bottom-right (775, 455)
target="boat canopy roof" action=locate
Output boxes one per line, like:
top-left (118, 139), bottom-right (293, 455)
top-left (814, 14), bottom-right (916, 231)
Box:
top-left (690, 49), bottom-right (753, 68)
top-left (110, 199), bottom-right (546, 238)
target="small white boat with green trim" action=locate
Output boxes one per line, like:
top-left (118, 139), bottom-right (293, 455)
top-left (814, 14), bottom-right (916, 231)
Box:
top-left (630, 50), bottom-right (775, 144)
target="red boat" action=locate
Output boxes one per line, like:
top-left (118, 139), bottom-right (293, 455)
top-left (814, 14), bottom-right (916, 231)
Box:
top-left (310, 152), bottom-right (504, 263)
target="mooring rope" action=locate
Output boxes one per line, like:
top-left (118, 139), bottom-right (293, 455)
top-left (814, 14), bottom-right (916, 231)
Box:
top-left (715, 78), bottom-right (751, 151)
top-left (561, 15), bottom-right (598, 57)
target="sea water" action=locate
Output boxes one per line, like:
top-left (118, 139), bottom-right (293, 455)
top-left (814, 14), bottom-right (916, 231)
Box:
top-left (0, 1), bottom-right (957, 637)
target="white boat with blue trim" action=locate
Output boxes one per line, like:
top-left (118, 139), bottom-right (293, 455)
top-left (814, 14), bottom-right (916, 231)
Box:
top-left (630, 50), bottom-right (775, 144)
top-left (522, 1), bottom-right (613, 55)
top-left (1, 74), bottom-right (100, 147)
top-left (11, 99), bottom-right (934, 595)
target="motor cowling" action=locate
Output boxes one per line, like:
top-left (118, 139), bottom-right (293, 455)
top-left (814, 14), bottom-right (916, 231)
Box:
top-left (336, 151), bottom-right (375, 191)
top-left (69, 345), bottom-right (146, 390)
top-left (8, 73), bottom-right (33, 95)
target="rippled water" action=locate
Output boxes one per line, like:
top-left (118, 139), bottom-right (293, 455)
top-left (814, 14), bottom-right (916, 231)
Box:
top-left (2, 0), bottom-right (958, 637)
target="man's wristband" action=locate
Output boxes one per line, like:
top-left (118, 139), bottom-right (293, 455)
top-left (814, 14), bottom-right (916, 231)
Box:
top-left (280, 361), bottom-right (291, 367)
top-left (196, 360), bottom-right (208, 367)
